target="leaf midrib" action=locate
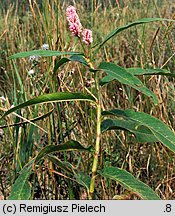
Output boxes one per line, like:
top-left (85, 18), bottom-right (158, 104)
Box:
top-left (127, 113), bottom-right (175, 148)
top-left (102, 119), bottom-right (154, 136)
top-left (100, 65), bottom-right (157, 103)
top-left (103, 168), bottom-right (159, 199)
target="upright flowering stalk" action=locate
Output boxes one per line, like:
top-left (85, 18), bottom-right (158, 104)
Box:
top-left (66, 7), bottom-right (96, 199)
top-left (66, 6), bottom-right (82, 37)
top-left (66, 6), bottom-right (93, 51)
top-left (82, 29), bottom-right (93, 45)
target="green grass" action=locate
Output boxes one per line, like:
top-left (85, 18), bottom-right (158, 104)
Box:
top-left (0, 0), bottom-right (175, 200)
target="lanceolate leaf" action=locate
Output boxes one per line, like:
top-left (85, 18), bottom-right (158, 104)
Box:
top-left (9, 140), bottom-right (91, 200)
top-left (54, 55), bottom-right (89, 74)
top-left (0, 92), bottom-right (96, 120)
top-left (127, 68), bottom-right (175, 77)
top-left (0, 108), bottom-right (54, 129)
top-left (47, 155), bottom-right (91, 190)
top-left (73, 171), bottom-right (91, 191)
top-left (47, 155), bottom-right (75, 175)
top-left (8, 50), bottom-right (82, 60)
top-left (93, 18), bottom-right (174, 56)
top-left (99, 62), bottom-right (158, 104)
top-left (8, 161), bottom-right (33, 200)
top-left (102, 109), bottom-right (175, 153)
top-left (101, 118), bottom-right (158, 142)
top-left (35, 140), bottom-right (93, 163)
top-left (101, 166), bottom-right (160, 200)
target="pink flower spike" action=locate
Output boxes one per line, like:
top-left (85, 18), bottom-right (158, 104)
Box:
top-left (69, 23), bottom-right (82, 37)
top-left (82, 29), bottom-right (93, 45)
top-left (66, 6), bottom-right (77, 18)
top-left (66, 5), bottom-right (82, 37)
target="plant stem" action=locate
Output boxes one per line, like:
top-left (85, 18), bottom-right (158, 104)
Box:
top-left (89, 73), bottom-right (101, 199)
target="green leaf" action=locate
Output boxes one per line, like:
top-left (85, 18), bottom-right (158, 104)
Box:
top-left (47, 155), bottom-right (74, 175)
top-left (0, 92), bottom-right (96, 120)
top-left (47, 154), bottom-right (91, 191)
top-left (35, 140), bottom-right (93, 163)
top-left (102, 109), bottom-right (175, 153)
top-left (93, 18), bottom-right (174, 56)
top-left (8, 50), bottom-right (82, 60)
top-left (73, 171), bottom-right (91, 191)
top-left (8, 139), bottom-right (91, 199)
top-left (54, 55), bottom-right (89, 74)
top-left (99, 62), bottom-right (158, 104)
top-left (101, 166), bottom-right (160, 200)
top-left (101, 118), bottom-right (158, 142)
top-left (8, 161), bottom-right (33, 200)
top-left (0, 107), bottom-right (54, 129)
top-left (127, 68), bottom-right (175, 77)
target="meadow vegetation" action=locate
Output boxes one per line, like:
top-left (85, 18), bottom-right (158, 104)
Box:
top-left (0, 0), bottom-right (175, 200)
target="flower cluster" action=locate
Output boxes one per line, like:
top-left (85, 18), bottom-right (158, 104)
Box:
top-left (66, 5), bottom-right (93, 45)
top-left (82, 29), bottom-right (93, 45)
top-left (0, 96), bottom-right (6, 103)
top-left (41, 43), bottom-right (49, 50)
top-left (66, 6), bottom-right (82, 37)
top-left (28, 69), bottom-right (35, 75)
top-left (29, 55), bottom-right (40, 63)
